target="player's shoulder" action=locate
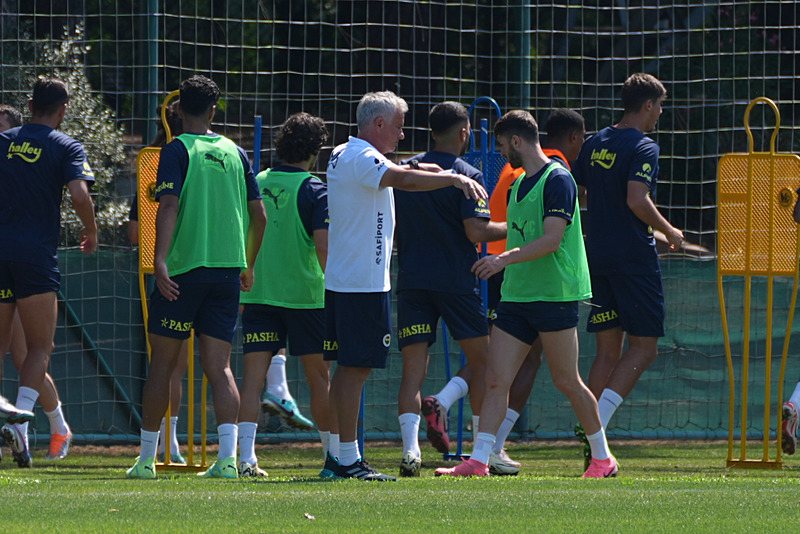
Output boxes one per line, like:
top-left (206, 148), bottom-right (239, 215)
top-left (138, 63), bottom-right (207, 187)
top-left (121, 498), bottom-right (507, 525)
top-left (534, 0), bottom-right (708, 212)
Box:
top-left (452, 157), bottom-right (482, 180)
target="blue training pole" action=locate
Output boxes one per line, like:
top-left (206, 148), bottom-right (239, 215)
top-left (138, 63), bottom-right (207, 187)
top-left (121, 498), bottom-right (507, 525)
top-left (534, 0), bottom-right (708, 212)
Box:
top-left (253, 115), bottom-right (262, 173)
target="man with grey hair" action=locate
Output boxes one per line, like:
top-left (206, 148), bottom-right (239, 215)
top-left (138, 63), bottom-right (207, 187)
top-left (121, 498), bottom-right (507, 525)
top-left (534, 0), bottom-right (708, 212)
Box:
top-left (322, 90), bottom-right (486, 481)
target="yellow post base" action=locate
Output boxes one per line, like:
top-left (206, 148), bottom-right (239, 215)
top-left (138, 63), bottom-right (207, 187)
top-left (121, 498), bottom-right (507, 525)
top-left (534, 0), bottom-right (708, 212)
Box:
top-left (726, 459), bottom-right (782, 470)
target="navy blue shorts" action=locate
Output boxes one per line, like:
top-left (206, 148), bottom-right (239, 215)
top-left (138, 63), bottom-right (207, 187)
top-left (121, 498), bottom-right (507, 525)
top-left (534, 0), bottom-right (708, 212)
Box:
top-left (241, 303), bottom-right (324, 356)
top-left (0, 260), bottom-right (60, 301)
top-left (486, 270), bottom-right (504, 324)
top-left (396, 289), bottom-right (488, 350)
top-left (493, 300), bottom-right (579, 345)
top-left (324, 290), bottom-right (392, 369)
top-left (586, 273), bottom-right (665, 337)
top-left (148, 267), bottom-right (241, 343)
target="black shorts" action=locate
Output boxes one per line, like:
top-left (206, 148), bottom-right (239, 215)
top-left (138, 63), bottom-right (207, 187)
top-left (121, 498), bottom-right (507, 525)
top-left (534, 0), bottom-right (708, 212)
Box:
top-left (493, 300), bottom-right (579, 345)
top-left (241, 303), bottom-right (324, 356)
top-left (0, 260), bottom-right (60, 301)
top-left (396, 289), bottom-right (488, 350)
top-left (148, 267), bottom-right (241, 343)
top-left (586, 273), bottom-right (665, 337)
top-left (324, 290), bottom-right (392, 369)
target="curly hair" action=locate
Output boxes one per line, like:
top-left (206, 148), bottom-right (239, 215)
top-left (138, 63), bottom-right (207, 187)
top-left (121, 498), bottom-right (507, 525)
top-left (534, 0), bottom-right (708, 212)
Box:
top-left (179, 75), bottom-right (220, 116)
top-left (275, 112), bottom-right (329, 164)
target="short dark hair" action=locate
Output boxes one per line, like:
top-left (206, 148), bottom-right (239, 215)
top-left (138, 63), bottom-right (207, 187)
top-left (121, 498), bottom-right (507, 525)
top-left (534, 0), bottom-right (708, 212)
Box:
top-left (0, 104), bottom-right (23, 128)
top-left (494, 109), bottom-right (540, 143)
top-left (429, 101), bottom-right (469, 135)
top-left (544, 108), bottom-right (584, 142)
top-left (179, 75), bottom-right (221, 116)
top-left (621, 73), bottom-right (667, 113)
top-left (275, 112), bottom-right (329, 164)
top-left (31, 77), bottom-right (70, 116)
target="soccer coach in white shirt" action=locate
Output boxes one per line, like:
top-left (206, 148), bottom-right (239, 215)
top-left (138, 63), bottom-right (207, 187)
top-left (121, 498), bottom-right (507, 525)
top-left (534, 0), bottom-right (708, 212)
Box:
top-left (323, 91), bottom-right (486, 480)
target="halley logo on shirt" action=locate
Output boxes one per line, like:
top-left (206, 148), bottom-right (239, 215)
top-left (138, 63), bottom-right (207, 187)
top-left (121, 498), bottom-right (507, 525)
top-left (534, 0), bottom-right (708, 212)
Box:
top-left (375, 211), bottom-right (385, 264)
top-left (511, 220), bottom-right (528, 241)
top-left (0, 288), bottom-right (13, 299)
top-left (262, 187), bottom-right (287, 209)
top-left (589, 148), bottom-right (616, 169)
top-left (323, 340), bottom-right (339, 351)
top-left (6, 141), bottom-right (43, 163)
top-left (204, 152), bottom-right (227, 171)
top-left (635, 162), bottom-right (654, 182)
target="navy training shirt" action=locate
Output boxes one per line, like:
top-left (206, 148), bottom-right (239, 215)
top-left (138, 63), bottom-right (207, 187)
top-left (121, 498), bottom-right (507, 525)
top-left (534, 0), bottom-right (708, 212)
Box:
top-left (0, 124), bottom-right (95, 265)
top-left (572, 126), bottom-right (661, 275)
top-left (394, 150), bottom-right (490, 294)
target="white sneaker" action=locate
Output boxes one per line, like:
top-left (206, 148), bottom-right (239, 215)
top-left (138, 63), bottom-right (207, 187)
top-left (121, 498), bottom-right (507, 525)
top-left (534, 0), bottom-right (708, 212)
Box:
top-left (399, 451), bottom-right (422, 477)
top-left (782, 401), bottom-right (799, 455)
top-left (238, 460), bottom-right (269, 478)
top-left (489, 449), bottom-right (520, 475)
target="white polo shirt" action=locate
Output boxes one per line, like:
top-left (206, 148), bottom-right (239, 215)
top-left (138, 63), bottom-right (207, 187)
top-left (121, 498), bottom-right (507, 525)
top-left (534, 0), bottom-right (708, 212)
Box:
top-left (325, 136), bottom-right (396, 293)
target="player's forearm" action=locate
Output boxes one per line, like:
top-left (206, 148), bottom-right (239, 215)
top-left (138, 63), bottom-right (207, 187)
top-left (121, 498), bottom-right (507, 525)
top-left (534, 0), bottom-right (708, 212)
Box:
top-left (381, 167), bottom-right (457, 192)
top-left (465, 220), bottom-right (507, 243)
top-left (313, 229), bottom-right (328, 271)
top-left (628, 195), bottom-right (679, 237)
top-left (245, 201), bottom-right (267, 269)
top-left (153, 202), bottom-right (178, 264)
top-left (71, 193), bottom-right (97, 235)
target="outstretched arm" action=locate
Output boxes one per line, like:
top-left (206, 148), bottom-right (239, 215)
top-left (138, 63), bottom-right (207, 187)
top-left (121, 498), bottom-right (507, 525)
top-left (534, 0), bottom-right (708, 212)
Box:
top-left (379, 167), bottom-right (487, 201)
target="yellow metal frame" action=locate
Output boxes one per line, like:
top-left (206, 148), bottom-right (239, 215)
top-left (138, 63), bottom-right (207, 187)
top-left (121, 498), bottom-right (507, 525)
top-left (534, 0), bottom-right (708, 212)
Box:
top-left (717, 97), bottom-right (800, 469)
top-left (136, 90), bottom-right (208, 471)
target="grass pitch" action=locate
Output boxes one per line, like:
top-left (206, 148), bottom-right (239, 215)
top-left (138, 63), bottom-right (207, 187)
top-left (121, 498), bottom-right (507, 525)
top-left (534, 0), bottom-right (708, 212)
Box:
top-left (2, 440), bottom-right (797, 533)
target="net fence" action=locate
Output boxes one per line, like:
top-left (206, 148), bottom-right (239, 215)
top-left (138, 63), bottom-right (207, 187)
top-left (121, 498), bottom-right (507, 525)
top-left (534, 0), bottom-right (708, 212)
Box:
top-left (1, 1), bottom-right (799, 443)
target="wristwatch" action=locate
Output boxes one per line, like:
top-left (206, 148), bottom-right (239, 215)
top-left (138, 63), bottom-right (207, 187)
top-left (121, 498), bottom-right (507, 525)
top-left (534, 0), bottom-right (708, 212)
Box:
top-left (409, 160), bottom-right (420, 170)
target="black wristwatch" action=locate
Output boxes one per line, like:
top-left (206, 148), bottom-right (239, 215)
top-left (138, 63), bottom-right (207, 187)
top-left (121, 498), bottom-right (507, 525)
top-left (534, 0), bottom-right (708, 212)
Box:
top-left (409, 160), bottom-right (420, 170)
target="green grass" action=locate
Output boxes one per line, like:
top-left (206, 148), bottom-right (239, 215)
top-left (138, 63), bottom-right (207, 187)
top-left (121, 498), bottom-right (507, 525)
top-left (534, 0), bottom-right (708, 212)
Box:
top-left (2, 441), bottom-right (798, 533)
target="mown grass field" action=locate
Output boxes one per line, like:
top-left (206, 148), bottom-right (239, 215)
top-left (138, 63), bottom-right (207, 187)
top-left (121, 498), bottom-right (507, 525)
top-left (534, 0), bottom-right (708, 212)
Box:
top-left (2, 440), bottom-right (797, 533)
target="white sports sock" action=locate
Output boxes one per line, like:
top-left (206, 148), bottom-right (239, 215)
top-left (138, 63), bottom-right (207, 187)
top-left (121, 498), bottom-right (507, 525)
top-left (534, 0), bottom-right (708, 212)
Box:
top-left (329, 433), bottom-right (340, 460)
top-left (471, 432), bottom-right (496, 465)
top-left (217, 423), bottom-right (238, 460)
top-left (339, 440), bottom-right (360, 467)
top-left (15, 386), bottom-right (38, 413)
top-left (266, 354), bottom-right (292, 401)
top-left (44, 402), bottom-right (70, 435)
top-left (157, 418), bottom-right (167, 453)
top-left (472, 415), bottom-right (480, 440)
top-left (434, 376), bottom-right (469, 411)
top-left (789, 382), bottom-right (800, 407)
top-left (169, 416), bottom-right (180, 451)
top-left (237, 422), bottom-right (258, 465)
top-left (598, 388), bottom-right (624, 428)
top-left (14, 387), bottom-right (38, 445)
top-left (318, 430), bottom-right (331, 458)
top-left (398, 412), bottom-right (421, 458)
top-left (586, 428), bottom-right (611, 460)
top-left (493, 408), bottom-right (520, 453)
top-left (140, 429), bottom-right (160, 461)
